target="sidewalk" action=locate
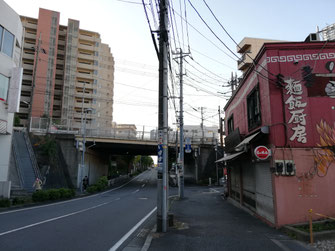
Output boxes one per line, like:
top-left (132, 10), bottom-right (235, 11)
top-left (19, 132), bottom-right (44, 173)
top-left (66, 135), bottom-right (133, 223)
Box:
top-left (146, 186), bottom-right (313, 251)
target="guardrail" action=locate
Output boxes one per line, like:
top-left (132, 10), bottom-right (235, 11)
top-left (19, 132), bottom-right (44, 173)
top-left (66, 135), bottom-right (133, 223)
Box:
top-left (308, 209), bottom-right (335, 244)
top-left (29, 117), bottom-right (218, 145)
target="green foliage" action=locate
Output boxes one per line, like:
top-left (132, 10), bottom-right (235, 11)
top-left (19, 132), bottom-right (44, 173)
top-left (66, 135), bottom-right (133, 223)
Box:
top-left (86, 185), bottom-right (98, 193)
top-left (32, 190), bottom-right (49, 202)
top-left (32, 188), bottom-right (75, 202)
top-left (86, 176), bottom-right (109, 193)
top-left (41, 136), bottom-right (57, 160)
top-left (12, 197), bottom-right (26, 205)
top-left (0, 198), bottom-right (11, 207)
top-left (14, 114), bottom-right (21, 127)
top-left (294, 221), bottom-right (335, 232)
top-left (96, 176), bottom-right (108, 191)
top-left (48, 189), bottom-right (61, 200)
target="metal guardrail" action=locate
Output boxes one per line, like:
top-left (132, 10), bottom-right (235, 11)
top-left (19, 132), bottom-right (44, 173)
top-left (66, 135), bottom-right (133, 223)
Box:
top-left (29, 117), bottom-right (218, 145)
top-left (23, 129), bottom-right (41, 180)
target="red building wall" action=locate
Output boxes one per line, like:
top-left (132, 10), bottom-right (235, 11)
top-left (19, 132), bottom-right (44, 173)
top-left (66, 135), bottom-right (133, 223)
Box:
top-left (31, 8), bottom-right (59, 118)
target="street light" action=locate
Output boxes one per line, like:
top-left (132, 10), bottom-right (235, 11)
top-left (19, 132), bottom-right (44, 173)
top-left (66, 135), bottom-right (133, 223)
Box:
top-left (80, 108), bottom-right (92, 192)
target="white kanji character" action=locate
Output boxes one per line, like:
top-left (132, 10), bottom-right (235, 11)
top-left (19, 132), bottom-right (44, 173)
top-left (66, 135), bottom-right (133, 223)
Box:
top-left (285, 95), bottom-right (307, 110)
top-left (285, 78), bottom-right (303, 95)
top-left (290, 124), bottom-right (307, 143)
top-left (288, 109), bottom-right (307, 125)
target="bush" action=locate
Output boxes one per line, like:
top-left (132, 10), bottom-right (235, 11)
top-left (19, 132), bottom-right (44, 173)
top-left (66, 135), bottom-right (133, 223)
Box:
top-left (48, 189), bottom-right (61, 200)
top-left (12, 197), bottom-right (26, 205)
top-left (0, 198), bottom-right (10, 207)
top-left (86, 185), bottom-right (98, 193)
top-left (32, 190), bottom-right (49, 202)
top-left (96, 176), bottom-right (108, 191)
top-left (32, 188), bottom-right (75, 202)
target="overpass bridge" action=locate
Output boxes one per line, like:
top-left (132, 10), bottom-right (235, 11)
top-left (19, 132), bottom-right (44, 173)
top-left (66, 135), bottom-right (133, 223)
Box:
top-left (29, 119), bottom-right (219, 186)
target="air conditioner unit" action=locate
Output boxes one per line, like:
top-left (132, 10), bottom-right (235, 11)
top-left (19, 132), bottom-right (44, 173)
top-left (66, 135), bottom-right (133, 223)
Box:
top-left (284, 160), bottom-right (295, 176)
top-left (275, 160), bottom-right (285, 176)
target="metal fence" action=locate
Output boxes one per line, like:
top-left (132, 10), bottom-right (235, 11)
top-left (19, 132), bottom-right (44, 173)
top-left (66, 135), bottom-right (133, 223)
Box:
top-left (29, 117), bottom-right (218, 145)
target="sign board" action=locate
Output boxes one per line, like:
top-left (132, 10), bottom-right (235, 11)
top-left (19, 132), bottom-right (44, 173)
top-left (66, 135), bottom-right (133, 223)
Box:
top-left (254, 146), bottom-right (271, 160)
top-left (185, 137), bottom-right (191, 153)
top-left (157, 144), bottom-right (163, 164)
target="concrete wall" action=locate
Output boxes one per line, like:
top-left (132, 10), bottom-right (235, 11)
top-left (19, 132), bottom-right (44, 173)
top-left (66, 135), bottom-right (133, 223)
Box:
top-left (184, 145), bottom-right (216, 183)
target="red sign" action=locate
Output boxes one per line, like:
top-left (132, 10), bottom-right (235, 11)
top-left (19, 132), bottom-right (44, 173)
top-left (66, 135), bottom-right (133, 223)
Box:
top-left (254, 146), bottom-right (270, 160)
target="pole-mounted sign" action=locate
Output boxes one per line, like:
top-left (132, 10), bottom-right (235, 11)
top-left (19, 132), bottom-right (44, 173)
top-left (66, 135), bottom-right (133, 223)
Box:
top-left (254, 146), bottom-right (271, 160)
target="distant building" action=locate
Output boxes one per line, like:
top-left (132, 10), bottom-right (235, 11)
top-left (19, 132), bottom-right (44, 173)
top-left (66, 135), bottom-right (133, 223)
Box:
top-left (321, 23), bottom-right (335, 41)
top-left (183, 125), bottom-right (218, 144)
top-left (18, 8), bottom-right (114, 132)
top-left (237, 37), bottom-right (283, 74)
top-left (222, 39), bottom-right (335, 227)
top-left (0, 0), bottom-right (23, 197)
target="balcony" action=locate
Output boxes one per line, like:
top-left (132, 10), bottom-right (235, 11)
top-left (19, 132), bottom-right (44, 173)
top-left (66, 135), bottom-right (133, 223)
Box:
top-left (24, 32), bottom-right (36, 40)
top-left (237, 53), bottom-right (253, 72)
top-left (23, 63), bottom-right (33, 71)
top-left (77, 72), bottom-right (94, 80)
top-left (23, 52), bottom-right (34, 60)
top-left (22, 75), bottom-right (32, 81)
top-left (24, 22), bottom-right (37, 30)
top-left (78, 53), bottom-right (94, 61)
top-left (78, 43), bottom-right (95, 52)
top-left (77, 62), bottom-right (94, 71)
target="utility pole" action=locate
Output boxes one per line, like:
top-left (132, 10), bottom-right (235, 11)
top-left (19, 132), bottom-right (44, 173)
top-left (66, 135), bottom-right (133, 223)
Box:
top-left (200, 107), bottom-right (204, 144)
top-left (157, 0), bottom-right (169, 233)
top-left (175, 48), bottom-right (189, 199)
top-left (218, 106), bottom-right (223, 149)
top-left (28, 33), bottom-right (42, 132)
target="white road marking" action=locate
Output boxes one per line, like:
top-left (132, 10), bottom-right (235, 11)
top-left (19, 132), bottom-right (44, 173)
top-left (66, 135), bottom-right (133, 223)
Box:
top-left (138, 198), bottom-right (148, 200)
top-left (142, 184), bottom-right (146, 188)
top-left (132, 189), bottom-right (140, 194)
top-left (0, 198), bottom-right (119, 237)
top-left (109, 207), bottom-right (157, 251)
top-left (0, 171), bottom-right (147, 215)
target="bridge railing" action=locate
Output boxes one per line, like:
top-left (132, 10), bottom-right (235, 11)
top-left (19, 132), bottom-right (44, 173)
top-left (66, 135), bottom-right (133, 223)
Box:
top-left (29, 117), bottom-right (218, 145)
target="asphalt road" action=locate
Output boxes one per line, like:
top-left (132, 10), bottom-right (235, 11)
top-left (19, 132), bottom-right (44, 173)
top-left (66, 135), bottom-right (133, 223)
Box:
top-left (0, 169), bottom-right (161, 251)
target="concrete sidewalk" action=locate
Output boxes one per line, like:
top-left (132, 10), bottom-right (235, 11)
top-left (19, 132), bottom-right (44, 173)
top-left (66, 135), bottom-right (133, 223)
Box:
top-left (146, 186), bottom-right (313, 251)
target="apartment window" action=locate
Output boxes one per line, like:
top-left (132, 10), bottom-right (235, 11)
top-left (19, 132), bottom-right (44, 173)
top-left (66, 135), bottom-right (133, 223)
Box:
top-left (94, 51), bottom-right (99, 56)
top-left (0, 26), bottom-right (14, 58)
top-left (227, 115), bottom-right (234, 135)
top-left (0, 74), bottom-right (9, 102)
top-left (247, 85), bottom-right (261, 130)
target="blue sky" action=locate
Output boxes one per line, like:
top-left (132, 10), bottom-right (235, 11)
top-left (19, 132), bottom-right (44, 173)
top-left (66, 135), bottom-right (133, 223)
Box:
top-left (4, 0), bottom-right (335, 128)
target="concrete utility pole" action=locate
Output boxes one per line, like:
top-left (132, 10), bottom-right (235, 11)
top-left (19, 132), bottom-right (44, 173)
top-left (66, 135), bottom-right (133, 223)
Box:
top-left (28, 33), bottom-right (42, 132)
top-left (200, 107), bottom-right (204, 144)
top-left (157, 0), bottom-right (169, 233)
top-left (218, 106), bottom-right (223, 149)
top-left (174, 48), bottom-right (189, 199)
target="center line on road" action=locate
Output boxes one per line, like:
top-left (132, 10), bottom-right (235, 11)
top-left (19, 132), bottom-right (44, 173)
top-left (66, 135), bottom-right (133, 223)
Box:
top-left (0, 198), bottom-right (119, 237)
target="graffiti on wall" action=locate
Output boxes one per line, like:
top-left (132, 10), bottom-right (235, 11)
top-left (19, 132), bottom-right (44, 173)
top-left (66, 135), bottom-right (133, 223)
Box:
top-left (314, 120), bottom-right (335, 174)
top-left (284, 78), bottom-right (307, 143)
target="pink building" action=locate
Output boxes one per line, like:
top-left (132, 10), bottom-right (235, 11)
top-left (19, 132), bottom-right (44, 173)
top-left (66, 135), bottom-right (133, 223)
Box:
top-left (222, 40), bottom-right (335, 227)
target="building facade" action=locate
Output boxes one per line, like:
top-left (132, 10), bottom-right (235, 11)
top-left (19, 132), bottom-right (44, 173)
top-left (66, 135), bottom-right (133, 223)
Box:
top-left (18, 8), bottom-right (114, 133)
top-left (237, 37), bottom-right (283, 74)
top-left (223, 40), bottom-right (335, 227)
top-left (0, 0), bottom-right (23, 197)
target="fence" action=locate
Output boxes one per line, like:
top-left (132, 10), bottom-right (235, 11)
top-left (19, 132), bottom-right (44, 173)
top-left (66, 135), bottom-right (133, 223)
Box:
top-left (308, 209), bottom-right (335, 244)
top-left (29, 117), bottom-right (218, 145)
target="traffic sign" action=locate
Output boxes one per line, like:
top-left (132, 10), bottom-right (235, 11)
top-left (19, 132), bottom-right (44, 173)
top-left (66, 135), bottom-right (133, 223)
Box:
top-left (254, 146), bottom-right (271, 160)
top-left (185, 137), bottom-right (191, 153)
